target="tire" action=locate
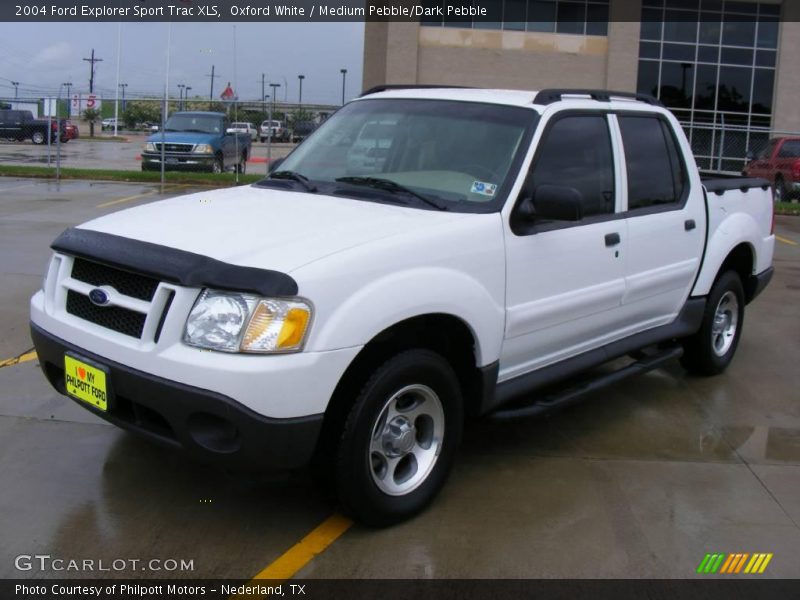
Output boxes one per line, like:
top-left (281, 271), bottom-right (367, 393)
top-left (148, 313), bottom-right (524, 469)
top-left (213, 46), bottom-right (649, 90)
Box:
top-left (774, 176), bottom-right (785, 203)
top-left (31, 131), bottom-right (45, 145)
top-left (335, 349), bottom-right (463, 526)
top-left (211, 157), bottom-right (223, 174)
top-left (260, 137), bottom-right (266, 144)
top-left (236, 154), bottom-right (247, 174)
top-left (680, 271), bottom-right (745, 376)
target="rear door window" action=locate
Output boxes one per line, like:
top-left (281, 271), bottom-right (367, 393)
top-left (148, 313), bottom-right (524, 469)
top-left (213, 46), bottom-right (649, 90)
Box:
top-left (778, 140), bottom-right (800, 158)
top-left (619, 116), bottom-right (687, 211)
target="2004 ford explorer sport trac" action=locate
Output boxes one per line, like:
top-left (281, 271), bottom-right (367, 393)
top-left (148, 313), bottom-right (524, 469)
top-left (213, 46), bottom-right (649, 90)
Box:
top-left (30, 87), bottom-right (775, 525)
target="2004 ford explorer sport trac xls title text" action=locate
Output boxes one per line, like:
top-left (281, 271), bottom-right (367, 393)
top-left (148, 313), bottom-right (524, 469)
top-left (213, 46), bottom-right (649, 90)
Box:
top-left (30, 87), bottom-right (775, 525)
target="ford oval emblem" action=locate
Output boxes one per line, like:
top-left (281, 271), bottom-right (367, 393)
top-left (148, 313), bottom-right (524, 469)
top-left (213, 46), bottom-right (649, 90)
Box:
top-left (88, 288), bottom-right (110, 307)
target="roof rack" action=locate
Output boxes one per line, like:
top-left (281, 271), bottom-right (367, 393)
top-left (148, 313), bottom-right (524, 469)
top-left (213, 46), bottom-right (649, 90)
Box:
top-left (360, 84), bottom-right (473, 97)
top-left (533, 89), bottom-right (663, 107)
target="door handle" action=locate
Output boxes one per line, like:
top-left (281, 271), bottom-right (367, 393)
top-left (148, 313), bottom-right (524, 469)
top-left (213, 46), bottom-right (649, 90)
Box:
top-left (685, 219), bottom-right (696, 231)
top-left (604, 232), bottom-right (621, 247)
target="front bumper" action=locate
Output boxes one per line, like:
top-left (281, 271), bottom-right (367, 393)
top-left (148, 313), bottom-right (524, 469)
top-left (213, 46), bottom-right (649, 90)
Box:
top-left (31, 323), bottom-right (323, 470)
top-left (141, 152), bottom-right (215, 171)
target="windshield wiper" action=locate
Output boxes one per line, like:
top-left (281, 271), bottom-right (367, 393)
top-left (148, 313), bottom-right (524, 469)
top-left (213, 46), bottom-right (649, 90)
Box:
top-left (335, 177), bottom-right (447, 211)
top-left (269, 170), bottom-right (318, 193)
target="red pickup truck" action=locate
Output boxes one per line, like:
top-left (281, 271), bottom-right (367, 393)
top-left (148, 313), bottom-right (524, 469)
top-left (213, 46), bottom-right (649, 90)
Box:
top-left (744, 136), bottom-right (800, 202)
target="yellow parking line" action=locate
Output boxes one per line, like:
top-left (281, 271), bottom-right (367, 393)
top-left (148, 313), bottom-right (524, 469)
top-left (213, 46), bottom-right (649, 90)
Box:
top-left (229, 513), bottom-right (352, 599)
top-left (0, 350), bottom-right (38, 369)
top-left (96, 190), bottom-right (159, 208)
top-left (776, 235), bottom-right (798, 246)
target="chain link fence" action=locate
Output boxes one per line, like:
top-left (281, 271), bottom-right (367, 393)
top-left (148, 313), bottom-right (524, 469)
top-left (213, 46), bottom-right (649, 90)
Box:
top-left (0, 95), bottom-right (339, 183)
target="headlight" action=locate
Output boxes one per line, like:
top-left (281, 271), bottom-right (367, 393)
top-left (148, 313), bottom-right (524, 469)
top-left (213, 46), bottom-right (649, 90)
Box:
top-left (144, 142), bottom-right (156, 152)
top-left (193, 144), bottom-right (214, 154)
top-left (184, 290), bottom-right (312, 354)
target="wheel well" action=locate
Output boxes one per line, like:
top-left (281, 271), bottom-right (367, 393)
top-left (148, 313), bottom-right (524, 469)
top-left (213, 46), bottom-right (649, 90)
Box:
top-left (314, 314), bottom-right (482, 457)
top-left (719, 243), bottom-right (757, 302)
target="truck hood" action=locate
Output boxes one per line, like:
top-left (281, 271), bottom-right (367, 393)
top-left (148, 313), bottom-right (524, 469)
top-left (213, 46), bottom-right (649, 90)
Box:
top-left (146, 132), bottom-right (217, 145)
top-left (76, 185), bottom-right (466, 274)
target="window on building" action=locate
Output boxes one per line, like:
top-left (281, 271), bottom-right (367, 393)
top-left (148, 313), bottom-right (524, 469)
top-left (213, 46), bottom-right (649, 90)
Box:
top-left (619, 116), bottom-right (687, 210)
top-left (530, 115), bottom-right (615, 218)
top-left (421, 0), bottom-right (610, 36)
top-left (638, 0), bottom-right (779, 172)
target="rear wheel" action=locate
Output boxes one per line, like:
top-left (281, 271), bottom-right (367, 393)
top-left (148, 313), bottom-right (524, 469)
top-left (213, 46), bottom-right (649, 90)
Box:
top-left (335, 349), bottom-right (463, 526)
top-left (680, 271), bottom-right (745, 376)
top-left (236, 153), bottom-right (247, 174)
top-left (31, 131), bottom-right (45, 145)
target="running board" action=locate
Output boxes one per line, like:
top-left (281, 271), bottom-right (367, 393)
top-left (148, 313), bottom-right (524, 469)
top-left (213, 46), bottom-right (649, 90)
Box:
top-left (490, 345), bottom-right (684, 420)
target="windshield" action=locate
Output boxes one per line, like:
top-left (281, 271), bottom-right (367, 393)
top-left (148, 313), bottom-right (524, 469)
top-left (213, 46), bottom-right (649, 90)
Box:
top-left (272, 99), bottom-right (538, 212)
top-left (164, 114), bottom-right (223, 134)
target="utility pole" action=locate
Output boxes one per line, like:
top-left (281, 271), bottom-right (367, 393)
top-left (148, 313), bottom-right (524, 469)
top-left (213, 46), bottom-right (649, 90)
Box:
top-left (83, 48), bottom-right (103, 137)
top-left (178, 83), bottom-right (185, 110)
top-left (185, 86), bottom-right (192, 110)
top-left (340, 69), bottom-right (347, 105)
top-left (207, 64), bottom-right (218, 109)
top-left (11, 81), bottom-right (19, 99)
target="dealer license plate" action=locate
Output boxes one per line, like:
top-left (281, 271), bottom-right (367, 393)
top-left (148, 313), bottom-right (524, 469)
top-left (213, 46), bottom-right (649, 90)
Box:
top-left (64, 354), bottom-right (109, 412)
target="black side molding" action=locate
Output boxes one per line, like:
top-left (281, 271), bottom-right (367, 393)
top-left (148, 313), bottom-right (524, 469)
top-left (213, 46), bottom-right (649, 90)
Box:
top-left (51, 228), bottom-right (299, 297)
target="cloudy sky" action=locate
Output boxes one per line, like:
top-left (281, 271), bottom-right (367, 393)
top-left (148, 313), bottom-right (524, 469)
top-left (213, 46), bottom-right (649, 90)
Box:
top-left (0, 21), bottom-right (364, 105)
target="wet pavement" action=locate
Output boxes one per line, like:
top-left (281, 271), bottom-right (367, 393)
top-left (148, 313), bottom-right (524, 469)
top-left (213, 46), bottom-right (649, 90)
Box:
top-left (0, 177), bottom-right (798, 580)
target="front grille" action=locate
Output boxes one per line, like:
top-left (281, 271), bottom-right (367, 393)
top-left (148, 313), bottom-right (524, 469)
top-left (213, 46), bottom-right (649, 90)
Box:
top-left (66, 290), bottom-right (146, 338)
top-left (71, 258), bottom-right (158, 301)
top-left (153, 143), bottom-right (193, 153)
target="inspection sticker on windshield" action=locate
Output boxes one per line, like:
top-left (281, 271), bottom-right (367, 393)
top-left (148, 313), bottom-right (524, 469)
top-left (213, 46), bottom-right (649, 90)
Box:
top-left (471, 181), bottom-right (497, 197)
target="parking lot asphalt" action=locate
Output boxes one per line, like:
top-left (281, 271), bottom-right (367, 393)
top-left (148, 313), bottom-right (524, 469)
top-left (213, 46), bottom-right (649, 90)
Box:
top-left (0, 177), bottom-right (799, 580)
top-left (0, 136), bottom-right (295, 172)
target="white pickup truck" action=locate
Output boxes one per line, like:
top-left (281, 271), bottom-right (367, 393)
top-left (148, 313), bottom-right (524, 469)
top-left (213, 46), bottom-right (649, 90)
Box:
top-left (30, 87), bottom-right (775, 525)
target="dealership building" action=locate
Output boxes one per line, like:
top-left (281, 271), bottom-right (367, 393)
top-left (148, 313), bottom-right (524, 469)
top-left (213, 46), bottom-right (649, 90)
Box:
top-left (363, 0), bottom-right (799, 171)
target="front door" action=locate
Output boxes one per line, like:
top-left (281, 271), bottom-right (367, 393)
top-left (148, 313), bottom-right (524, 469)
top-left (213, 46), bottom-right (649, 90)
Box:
top-left (501, 112), bottom-right (628, 382)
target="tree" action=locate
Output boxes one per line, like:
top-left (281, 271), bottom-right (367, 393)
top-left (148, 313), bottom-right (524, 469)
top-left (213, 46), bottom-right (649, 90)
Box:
top-left (83, 108), bottom-right (101, 137)
top-left (120, 101), bottom-right (160, 130)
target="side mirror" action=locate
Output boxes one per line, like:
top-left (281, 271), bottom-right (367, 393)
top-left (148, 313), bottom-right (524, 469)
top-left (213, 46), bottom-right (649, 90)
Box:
top-left (745, 149), bottom-right (756, 161)
top-left (268, 157), bottom-right (285, 173)
top-left (522, 184), bottom-right (583, 222)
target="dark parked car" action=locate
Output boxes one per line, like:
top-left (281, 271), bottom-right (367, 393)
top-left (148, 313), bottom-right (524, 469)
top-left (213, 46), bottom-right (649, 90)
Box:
top-left (744, 137), bottom-right (800, 202)
top-left (0, 109), bottom-right (64, 144)
top-left (291, 120), bottom-right (317, 143)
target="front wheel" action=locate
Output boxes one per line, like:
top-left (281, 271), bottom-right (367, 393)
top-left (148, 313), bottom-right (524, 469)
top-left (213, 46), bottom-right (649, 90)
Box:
top-left (680, 271), bottom-right (745, 376)
top-left (211, 157), bottom-right (223, 174)
top-left (236, 154), bottom-right (247, 174)
top-left (335, 349), bottom-right (463, 526)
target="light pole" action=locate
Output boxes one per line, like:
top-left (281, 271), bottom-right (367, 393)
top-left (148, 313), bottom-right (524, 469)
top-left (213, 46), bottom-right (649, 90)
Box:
top-left (298, 74), bottom-right (305, 107)
top-left (119, 83), bottom-right (128, 112)
top-left (11, 81), bottom-right (19, 99)
top-left (177, 83), bottom-right (185, 110)
top-left (185, 86), bottom-right (192, 110)
top-left (340, 69), bottom-right (347, 105)
top-left (269, 82), bottom-right (281, 120)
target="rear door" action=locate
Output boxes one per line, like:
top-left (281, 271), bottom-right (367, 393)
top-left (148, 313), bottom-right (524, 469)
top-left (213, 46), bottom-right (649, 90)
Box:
top-left (501, 112), bottom-right (628, 380)
top-left (617, 114), bottom-right (705, 329)
top-left (775, 139), bottom-right (800, 185)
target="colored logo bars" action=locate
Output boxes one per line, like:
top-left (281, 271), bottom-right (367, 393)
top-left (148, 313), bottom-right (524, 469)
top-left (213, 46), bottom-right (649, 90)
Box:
top-left (697, 553), bottom-right (773, 575)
